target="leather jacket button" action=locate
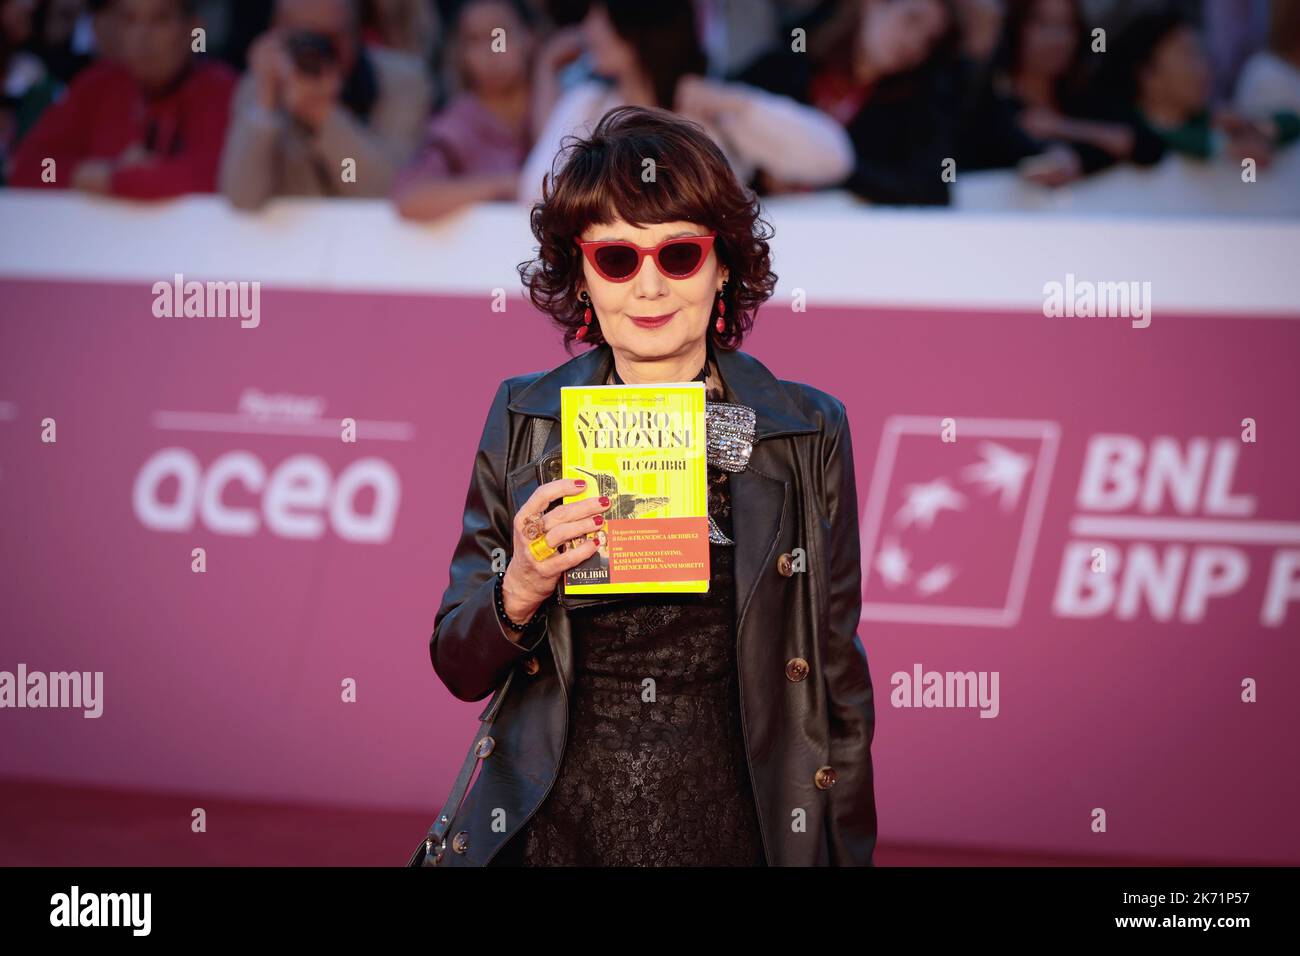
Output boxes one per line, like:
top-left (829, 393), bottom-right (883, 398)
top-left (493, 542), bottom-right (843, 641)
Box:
top-left (451, 831), bottom-right (470, 854)
top-left (776, 552), bottom-right (794, 577)
top-left (814, 765), bottom-right (837, 790)
top-left (522, 655), bottom-right (540, 675)
top-left (543, 455), bottom-right (561, 481)
top-left (785, 657), bottom-right (809, 682)
top-left (474, 735), bottom-right (495, 758)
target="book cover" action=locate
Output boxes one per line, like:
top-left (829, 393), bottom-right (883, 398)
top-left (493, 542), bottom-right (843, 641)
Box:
top-left (559, 382), bottom-right (709, 594)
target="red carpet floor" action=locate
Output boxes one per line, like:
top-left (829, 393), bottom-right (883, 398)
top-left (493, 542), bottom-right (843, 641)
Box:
top-left (0, 777), bottom-right (1238, 867)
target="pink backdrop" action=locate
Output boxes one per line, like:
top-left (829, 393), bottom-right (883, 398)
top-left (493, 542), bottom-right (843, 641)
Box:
top-left (2, 276), bottom-right (1297, 863)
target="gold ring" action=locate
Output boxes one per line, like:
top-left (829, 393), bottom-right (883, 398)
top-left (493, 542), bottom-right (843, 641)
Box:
top-left (521, 511), bottom-right (545, 541)
top-left (528, 534), bottom-right (557, 562)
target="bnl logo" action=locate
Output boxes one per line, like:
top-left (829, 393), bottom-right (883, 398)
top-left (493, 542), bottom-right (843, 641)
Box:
top-left (858, 417), bottom-right (1058, 627)
top-left (859, 418), bottom-right (1300, 628)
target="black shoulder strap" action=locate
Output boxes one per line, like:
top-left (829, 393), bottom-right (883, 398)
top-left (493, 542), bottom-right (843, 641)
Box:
top-left (408, 668), bottom-right (517, 865)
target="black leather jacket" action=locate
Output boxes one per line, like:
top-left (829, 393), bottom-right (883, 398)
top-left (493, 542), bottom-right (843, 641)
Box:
top-left (427, 343), bottom-right (877, 866)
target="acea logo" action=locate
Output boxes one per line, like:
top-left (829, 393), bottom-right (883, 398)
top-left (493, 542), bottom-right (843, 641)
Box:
top-left (132, 388), bottom-right (410, 543)
top-left (859, 417), bottom-right (1300, 629)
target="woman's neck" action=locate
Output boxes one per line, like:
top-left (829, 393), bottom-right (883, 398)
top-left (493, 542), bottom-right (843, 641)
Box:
top-left (610, 342), bottom-right (709, 385)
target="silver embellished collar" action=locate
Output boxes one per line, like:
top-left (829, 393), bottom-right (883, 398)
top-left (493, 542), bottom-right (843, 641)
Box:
top-left (705, 401), bottom-right (756, 545)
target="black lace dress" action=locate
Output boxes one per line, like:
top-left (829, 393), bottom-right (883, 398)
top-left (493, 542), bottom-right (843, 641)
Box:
top-left (516, 402), bottom-right (767, 867)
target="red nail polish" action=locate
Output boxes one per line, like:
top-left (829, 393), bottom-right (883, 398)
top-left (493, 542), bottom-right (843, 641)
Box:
top-left (599, 496), bottom-right (610, 507)
top-left (593, 515), bottom-right (603, 525)
top-left (575, 479), bottom-right (586, 487)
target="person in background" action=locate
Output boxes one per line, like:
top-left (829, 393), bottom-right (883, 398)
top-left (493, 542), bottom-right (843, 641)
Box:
top-left (35, 0), bottom-right (127, 71)
top-left (8, 0), bottom-right (236, 197)
top-left (218, 0), bottom-right (431, 210)
top-left (360, 0), bottom-right (439, 63)
top-left (1235, 0), bottom-right (1300, 117)
top-left (2, 0), bottom-right (58, 185)
top-left (393, 0), bottom-right (534, 221)
top-left (518, 0), bottom-right (854, 205)
top-left (738, 0), bottom-right (962, 205)
top-left (1119, 7), bottom-right (1299, 169)
top-left (957, 0), bottom-right (1164, 187)
top-left (954, 0), bottom-right (1002, 62)
top-left (29, 0), bottom-right (94, 83)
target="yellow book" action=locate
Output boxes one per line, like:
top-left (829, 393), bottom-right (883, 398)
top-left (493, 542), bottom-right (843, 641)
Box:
top-left (560, 382), bottom-right (709, 594)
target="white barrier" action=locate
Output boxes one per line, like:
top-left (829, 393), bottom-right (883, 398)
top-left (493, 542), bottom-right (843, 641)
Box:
top-left (953, 148), bottom-right (1300, 217)
top-left (1, 165), bottom-right (1297, 317)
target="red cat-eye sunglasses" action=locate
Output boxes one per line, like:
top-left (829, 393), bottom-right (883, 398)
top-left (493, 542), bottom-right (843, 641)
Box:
top-left (576, 231), bottom-right (717, 282)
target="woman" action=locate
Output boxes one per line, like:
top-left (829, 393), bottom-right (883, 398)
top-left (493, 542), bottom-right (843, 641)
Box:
top-left (1118, 7), bottom-right (1299, 167)
top-left (359, 0), bottom-right (439, 62)
top-left (419, 106), bottom-right (877, 867)
top-left (736, 0), bottom-right (962, 205)
top-left (957, 0), bottom-right (1163, 186)
top-left (393, 0), bottom-right (534, 221)
top-left (516, 0), bottom-right (854, 205)
top-left (1, 0), bottom-right (59, 186)
top-left (9, 0), bottom-right (237, 198)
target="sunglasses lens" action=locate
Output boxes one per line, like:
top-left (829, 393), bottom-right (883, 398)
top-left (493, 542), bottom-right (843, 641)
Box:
top-left (658, 240), bottom-right (704, 276)
top-left (594, 245), bottom-right (639, 279)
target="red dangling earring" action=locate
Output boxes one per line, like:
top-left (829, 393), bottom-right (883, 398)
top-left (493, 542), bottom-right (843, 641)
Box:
top-left (576, 292), bottom-right (593, 341)
top-left (714, 287), bottom-right (726, 334)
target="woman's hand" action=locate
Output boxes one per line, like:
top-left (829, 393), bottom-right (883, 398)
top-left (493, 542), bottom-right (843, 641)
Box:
top-left (283, 63), bottom-right (342, 130)
top-left (1021, 108), bottom-right (1138, 160)
top-left (1019, 105), bottom-right (1068, 142)
top-left (247, 31), bottom-right (289, 111)
top-left (500, 478), bottom-right (611, 628)
top-left (1215, 109), bottom-right (1275, 168)
top-left (71, 159), bottom-right (115, 194)
top-left (1018, 144), bottom-right (1083, 188)
top-left (674, 75), bottom-right (745, 124)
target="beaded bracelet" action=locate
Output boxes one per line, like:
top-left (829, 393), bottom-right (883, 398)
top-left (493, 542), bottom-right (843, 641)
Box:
top-left (494, 570), bottom-right (540, 633)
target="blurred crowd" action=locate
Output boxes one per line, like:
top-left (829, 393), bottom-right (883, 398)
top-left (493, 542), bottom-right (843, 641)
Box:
top-left (1, 0), bottom-right (1297, 215)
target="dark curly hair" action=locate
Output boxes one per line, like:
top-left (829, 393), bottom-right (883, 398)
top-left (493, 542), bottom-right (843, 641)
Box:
top-left (517, 105), bottom-right (777, 353)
